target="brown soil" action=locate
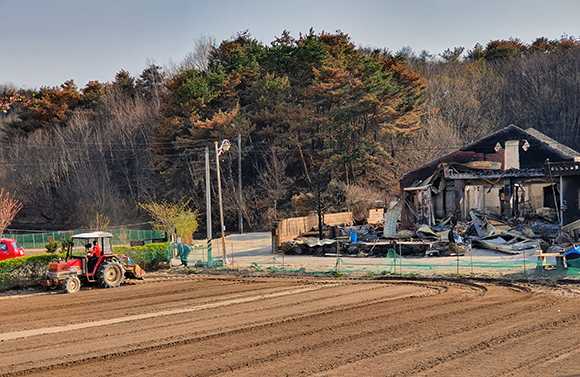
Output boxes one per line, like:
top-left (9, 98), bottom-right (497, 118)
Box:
top-left (1, 274), bottom-right (580, 376)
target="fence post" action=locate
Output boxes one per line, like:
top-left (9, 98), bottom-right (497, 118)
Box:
top-left (207, 238), bottom-right (213, 266)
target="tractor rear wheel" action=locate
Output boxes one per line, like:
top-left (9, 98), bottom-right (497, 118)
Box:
top-left (97, 260), bottom-right (125, 288)
top-left (63, 276), bottom-right (81, 294)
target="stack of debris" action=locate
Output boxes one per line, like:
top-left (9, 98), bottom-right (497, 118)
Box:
top-left (466, 210), bottom-right (540, 254)
top-left (278, 206), bottom-right (579, 260)
top-left (279, 222), bottom-right (444, 257)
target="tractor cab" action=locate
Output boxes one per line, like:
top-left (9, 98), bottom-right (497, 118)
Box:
top-left (41, 231), bottom-right (144, 293)
top-left (70, 231), bottom-right (115, 278)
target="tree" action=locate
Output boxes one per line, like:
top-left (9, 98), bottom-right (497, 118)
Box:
top-left (529, 37), bottom-right (556, 53)
top-left (90, 213), bottom-right (110, 231)
top-left (59, 233), bottom-right (73, 255)
top-left (440, 47), bottom-right (465, 62)
top-left (256, 147), bottom-right (291, 221)
top-left (139, 199), bottom-right (199, 240)
top-left (6, 80), bottom-right (81, 135)
top-left (79, 81), bottom-right (105, 110)
top-left (136, 64), bottom-right (165, 109)
top-left (0, 189), bottom-right (23, 236)
top-left (1, 92), bottom-right (31, 113)
top-left (344, 184), bottom-right (384, 222)
top-left (500, 45), bottom-right (580, 150)
top-left (396, 46), bottom-right (416, 60)
top-left (182, 35), bottom-right (217, 72)
top-left (2, 74), bottom-right (160, 229)
top-left (112, 70), bottom-right (136, 98)
top-left (150, 30), bottom-right (428, 231)
top-left (466, 43), bottom-right (485, 61)
top-left (326, 179), bottom-right (347, 212)
top-left (482, 39), bottom-right (527, 61)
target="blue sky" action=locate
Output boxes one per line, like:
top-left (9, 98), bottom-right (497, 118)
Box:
top-left (1, 0), bottom-right (579, 89)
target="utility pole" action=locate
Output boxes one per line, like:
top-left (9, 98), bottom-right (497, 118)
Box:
top-left (238, 134), bottom-right (243, 234)
top-left (205, 147), bottom-right (212, 240)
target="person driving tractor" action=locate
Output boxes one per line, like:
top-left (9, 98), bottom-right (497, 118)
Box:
top-left (87, 240), bottom-right (102, 258)
top-left (85, 240), bottom-right (102, 272)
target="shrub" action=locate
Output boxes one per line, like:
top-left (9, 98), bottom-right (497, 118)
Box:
top-left (45, 236), bottom-right (59, 253)
top-left (59, 233), bottom-right (73, 255)
top-left (116, 242), bottom-right (170, 270)
top-left (0, 254), bottom-right (64, 290)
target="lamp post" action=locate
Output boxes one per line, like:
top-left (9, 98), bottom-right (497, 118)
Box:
top-left (215, 139), bottom-right (231, 264)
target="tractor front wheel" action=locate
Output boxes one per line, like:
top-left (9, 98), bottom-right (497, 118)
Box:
top-left (63, 276), bottom-right (81, 294)
top-left (97, 260), bottom-right (125, 288)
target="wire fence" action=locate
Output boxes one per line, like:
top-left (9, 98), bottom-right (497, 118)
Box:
top-left (2, 229), bottom-right (166, 249)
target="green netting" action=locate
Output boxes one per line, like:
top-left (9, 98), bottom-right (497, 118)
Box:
top-left (173, 240), bottom-right (223, 268)
top-left (172, 240), bottom-right (580, 278)
top-left (106, 237), bottom-right (580, 279)
top-left (2, 229), bottom-right (166, 249)
top-left (245, 249), bottom-right (580, 279)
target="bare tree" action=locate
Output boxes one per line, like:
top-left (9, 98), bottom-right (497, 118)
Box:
top-left (0, 189), bottom-right (22, 235)
top-left (256, 148), bottom-right (291, 221)
top-left (344, 184), bottom-right (385, 222)
top-left (166, 35), bottom-right (217, 75)
top-left (501, 48), bottom-right (580, 149)
top-left (2, 84), bottom-right (159, 229)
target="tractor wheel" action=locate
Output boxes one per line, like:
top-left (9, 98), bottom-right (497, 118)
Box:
top-left (97, 260), bottom-right (125, 288)
top-left (63, 276), bottom-right (81, 294)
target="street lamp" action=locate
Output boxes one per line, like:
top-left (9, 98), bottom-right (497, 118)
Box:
top-left (215, 139), bottom-right (231, 264)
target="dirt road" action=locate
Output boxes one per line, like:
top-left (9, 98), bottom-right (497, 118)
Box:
top-left (2, 274), bottom-right (580, 376)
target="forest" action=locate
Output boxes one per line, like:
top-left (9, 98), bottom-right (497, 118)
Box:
top-left (1, 30), bottom-right (580, 235)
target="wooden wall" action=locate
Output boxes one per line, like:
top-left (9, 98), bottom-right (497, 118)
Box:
top-left (273, 209), bottom-right (384, 247)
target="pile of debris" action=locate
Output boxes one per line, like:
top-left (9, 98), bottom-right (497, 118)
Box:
top-left (278, 208), bottom-right (580, 259)
top-left (464, 210), bottom-right (541, 254)
top-left (280, 224), bottom-right (383, 257)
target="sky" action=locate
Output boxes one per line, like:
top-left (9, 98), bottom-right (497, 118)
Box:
top-left (1, 0), bottom-right (579, 89)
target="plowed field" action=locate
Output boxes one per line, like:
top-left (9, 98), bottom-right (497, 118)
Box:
top-left (2, 275), bottom-right (580, 376)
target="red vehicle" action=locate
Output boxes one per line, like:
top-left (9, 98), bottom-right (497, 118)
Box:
top-left (0, 238), bottom-right (25, 261)
top-left (40, 231), bottom-right (144, 293)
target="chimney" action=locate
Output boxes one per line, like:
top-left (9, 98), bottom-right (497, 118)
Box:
top-left (504, 140), bottom-right (519, 170)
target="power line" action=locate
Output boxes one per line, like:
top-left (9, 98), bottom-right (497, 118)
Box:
top-left (0, 144), bottom-right (483, 169)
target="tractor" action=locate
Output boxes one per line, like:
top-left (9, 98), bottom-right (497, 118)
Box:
top-left (40, 231), bottom-right (145, 293)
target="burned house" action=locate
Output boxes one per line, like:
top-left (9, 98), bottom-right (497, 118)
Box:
top-left (397, 125), bottom-right (580, 228)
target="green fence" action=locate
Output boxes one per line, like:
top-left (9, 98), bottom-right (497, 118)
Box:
top-left (2, 229), bottom-right (166, 249)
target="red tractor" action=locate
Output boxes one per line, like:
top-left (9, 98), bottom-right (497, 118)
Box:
top-left (40, 231), bottom-right (145, 293)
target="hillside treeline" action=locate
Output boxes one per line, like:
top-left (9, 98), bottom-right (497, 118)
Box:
top-left (1, 32), bottom-right (579, 234)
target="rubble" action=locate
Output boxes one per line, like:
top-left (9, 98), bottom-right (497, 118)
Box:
top-left (535, 207), bottom-right (558, 222)
top-left (563, 219), bottom-right (580, 240)
top-left (278, 205), bottom-right (580, 262)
